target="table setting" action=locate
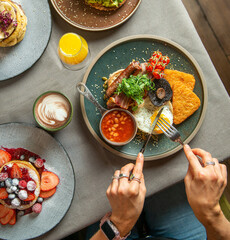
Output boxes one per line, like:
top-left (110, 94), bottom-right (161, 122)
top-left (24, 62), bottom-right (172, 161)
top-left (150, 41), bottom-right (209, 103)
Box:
top-left (0, 0), bottom-right (230, 239)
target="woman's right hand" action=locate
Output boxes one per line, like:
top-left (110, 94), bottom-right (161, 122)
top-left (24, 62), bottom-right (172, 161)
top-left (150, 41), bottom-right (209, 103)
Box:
top-left (184, 145), bottom-right (230, 240)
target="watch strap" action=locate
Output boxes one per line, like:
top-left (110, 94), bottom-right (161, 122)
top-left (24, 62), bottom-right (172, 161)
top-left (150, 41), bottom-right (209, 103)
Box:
top-left (100, 212), bottom-right (130, 240)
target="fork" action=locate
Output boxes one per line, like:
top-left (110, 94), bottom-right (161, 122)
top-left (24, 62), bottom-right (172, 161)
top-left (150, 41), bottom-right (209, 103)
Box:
top-left (157, 117), bottom-right (203, 165)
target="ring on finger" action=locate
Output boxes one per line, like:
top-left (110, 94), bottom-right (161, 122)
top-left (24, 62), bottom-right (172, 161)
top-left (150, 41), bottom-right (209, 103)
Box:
top-left (204, 161), bottom-right (215, 167)
top-left (111, 175), bottom-right (119, 180)
top-left (131, 177), bottom-right (141, 183)
top-left (129, 173), bottom-right (135, 180)
top-left (119, 173), bottom-right (129, 179)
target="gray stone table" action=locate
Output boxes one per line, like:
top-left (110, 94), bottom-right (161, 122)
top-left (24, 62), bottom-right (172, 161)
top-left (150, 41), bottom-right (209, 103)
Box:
top-left (0, 0), bottom-right (230, 239)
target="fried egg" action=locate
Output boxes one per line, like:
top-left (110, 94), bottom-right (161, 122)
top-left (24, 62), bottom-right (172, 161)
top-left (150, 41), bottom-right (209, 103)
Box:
top-left (133, 97), bottom-right (173, 135)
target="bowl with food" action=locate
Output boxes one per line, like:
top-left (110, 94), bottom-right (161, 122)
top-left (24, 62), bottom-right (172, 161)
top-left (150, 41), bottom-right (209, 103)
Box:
top-left (77, 82), bottom-right (137, 146)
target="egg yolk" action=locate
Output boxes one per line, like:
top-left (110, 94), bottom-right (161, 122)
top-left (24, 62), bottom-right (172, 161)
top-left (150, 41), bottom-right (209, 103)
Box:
top-left (150, 112), bottom-right (170, 134)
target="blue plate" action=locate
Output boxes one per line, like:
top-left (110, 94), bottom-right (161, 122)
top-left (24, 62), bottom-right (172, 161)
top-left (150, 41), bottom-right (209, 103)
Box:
top-left (0, 0), bottom-right (51, 81)
top-left (81, 35), bottom-right (208, 160)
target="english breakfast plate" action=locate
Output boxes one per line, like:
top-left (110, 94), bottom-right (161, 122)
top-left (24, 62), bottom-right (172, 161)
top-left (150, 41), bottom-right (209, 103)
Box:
top-left (0, 123), bottom-right (75, 240)
top-left (80, 35), bottom-right (208, 161)
top-left (0, 0), bottom-right (51, 81)
top-left (50, 0), bottom-right (141, 31)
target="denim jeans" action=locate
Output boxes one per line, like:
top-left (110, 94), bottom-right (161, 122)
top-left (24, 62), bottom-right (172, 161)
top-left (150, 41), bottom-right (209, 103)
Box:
top-left (86, 181), bottom-right (206, 240)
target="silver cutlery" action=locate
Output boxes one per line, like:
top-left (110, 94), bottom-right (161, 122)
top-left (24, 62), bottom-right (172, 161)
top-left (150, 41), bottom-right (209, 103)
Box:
top-left (157, 117), bottom-right (203, 165)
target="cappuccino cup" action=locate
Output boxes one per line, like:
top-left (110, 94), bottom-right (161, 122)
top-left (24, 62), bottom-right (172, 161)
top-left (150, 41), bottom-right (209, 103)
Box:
top-left (33, 91), bottom-right (73, 131)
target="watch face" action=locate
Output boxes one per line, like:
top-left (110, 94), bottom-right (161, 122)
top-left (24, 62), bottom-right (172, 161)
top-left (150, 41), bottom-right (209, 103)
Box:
top-left (101, 220), bottom-right (116, 240)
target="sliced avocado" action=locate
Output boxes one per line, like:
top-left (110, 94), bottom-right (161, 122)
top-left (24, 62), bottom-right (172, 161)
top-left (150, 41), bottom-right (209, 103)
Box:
top-left (86, 0), bottom-right (123, 8)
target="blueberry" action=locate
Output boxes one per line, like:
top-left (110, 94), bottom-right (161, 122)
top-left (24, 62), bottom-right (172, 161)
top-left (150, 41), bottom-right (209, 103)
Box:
top-left (11, 186), bottom-right (17, 192)
top-left (6, 187), bottom-right (13, 193)
top-left (12, 178), bottom-right (19, 186)
top-left (8, 193), bottom-right (16, 199)
top-left (5, 178), bottom-right (12, 188)
top-left (0, 182), bottom-right (5, 188)
top-left (29, 157), bottom-right (35, 163)
top-left (20, 155), bottom-right (25, 160)
top-left (17, 211), bottom-right (24, 217)
top-left (37, 197), bottom-right (44, 203)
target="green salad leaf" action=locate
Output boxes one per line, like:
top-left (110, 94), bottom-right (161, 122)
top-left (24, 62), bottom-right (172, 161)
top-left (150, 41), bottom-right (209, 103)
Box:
top-left (115, 74), bottom-right (155, 105)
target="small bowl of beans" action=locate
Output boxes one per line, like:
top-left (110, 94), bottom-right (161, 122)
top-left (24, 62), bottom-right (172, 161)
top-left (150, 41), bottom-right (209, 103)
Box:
top-left (77, 83), bottom-right (137, 146)
top-left (100, 108), bottom-right (137, 146)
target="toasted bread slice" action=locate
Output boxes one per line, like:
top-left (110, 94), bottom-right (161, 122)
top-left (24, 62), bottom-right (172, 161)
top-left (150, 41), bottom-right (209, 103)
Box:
top-left (0, 160), bottom-right (40, 210)
top-left (164, 69), bottom-right (195, 91)
top-left (85, 0), bottom-right (126, 11)
top-left (107, 69), bottom-right (124, 87)
top-left (172, 81), bottom-right (201, 125)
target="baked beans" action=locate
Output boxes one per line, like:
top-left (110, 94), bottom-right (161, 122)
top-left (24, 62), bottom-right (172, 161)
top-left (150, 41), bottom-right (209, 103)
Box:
top-left (101, 110), bottom-right (135, 143)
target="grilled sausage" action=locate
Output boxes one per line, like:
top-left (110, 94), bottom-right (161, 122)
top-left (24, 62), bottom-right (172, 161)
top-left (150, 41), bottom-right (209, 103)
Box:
top-left (105, 61), bottom-right (140, 98)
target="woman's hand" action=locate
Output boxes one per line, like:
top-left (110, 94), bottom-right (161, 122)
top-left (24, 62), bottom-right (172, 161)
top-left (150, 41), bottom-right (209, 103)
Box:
top-left (184, 145), bottom-right (230, 240)
top-left (106, 152), bottom-right (146, 237)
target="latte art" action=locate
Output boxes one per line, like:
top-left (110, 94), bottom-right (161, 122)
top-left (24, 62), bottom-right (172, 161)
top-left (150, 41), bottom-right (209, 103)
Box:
top-left (34, 92), bottom-right (72, 130)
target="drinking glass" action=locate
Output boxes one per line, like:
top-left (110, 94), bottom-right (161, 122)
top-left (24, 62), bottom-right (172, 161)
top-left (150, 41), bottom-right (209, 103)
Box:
top-left (58, 33), bottom-right (91, 71)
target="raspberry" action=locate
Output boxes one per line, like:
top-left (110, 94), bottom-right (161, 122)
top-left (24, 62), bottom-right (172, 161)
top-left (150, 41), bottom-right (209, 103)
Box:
top-left (34, 158), bottom-right (44, 168)
top-left (32, 203), bottom-right (42, 213)
top-left (0, 172), bottom-right (8, 182)
top-left (19, 180), bottom-right (27, 189)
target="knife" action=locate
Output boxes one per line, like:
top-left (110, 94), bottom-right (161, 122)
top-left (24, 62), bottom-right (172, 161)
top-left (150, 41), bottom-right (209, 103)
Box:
top-left (140, 107), bottom-right (164, 154)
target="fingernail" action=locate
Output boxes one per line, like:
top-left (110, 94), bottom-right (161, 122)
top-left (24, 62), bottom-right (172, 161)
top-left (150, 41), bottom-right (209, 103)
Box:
top-left (138, 152), bottom-right (143, 157)
top-left (184, 144), bottom-right (190, 149)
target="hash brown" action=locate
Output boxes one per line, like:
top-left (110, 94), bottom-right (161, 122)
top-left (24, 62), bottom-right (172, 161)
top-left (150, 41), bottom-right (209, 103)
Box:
top-left (172, 81), bottom-right (201, 125)
top-left (164, 69), bottom-right (195, 91)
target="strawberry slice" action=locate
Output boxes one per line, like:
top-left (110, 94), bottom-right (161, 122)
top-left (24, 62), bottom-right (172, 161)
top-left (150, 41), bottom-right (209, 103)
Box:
top-left (0, 188), bottom-right (8, 200)
top-left (24, 192), bottom-right (35, 201)
top-left (10, 163), bottom-right (22, 179)
top-left (40, 187), bottom-right (56, 198)
top-left (8, 211), bottom-right (16, 225)
top-left (0, 150), bottom-right (11, 168)
top-left (41, 172), bottom-right (59, 191)
top-left (0, 204), bottom-right (10, 218)
top-left (0, 209), bottom-right (15, 225)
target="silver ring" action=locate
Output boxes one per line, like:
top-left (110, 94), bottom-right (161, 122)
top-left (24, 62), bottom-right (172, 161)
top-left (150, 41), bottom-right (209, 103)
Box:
top-left (204, 161), bottom-right (215, 167)
top-left (111, 176), bottom-right (119, 180)
top-left (119, 173), bottom-right (129, 179)
top-left (131, 177), bottom-right (141, 183)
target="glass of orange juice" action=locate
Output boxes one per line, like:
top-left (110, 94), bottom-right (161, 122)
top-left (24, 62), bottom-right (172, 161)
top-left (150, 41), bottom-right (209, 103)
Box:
top-left (58, 33), bottom-right (90, 71)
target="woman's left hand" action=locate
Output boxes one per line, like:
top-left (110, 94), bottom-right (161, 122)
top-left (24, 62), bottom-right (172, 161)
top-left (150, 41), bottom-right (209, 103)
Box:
top-left (106, 153), bottom-right (146, 237)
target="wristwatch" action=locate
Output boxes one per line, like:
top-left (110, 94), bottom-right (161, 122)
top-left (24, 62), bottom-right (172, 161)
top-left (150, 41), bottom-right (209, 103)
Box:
top-left (100, 212), bottom-right (130, 240)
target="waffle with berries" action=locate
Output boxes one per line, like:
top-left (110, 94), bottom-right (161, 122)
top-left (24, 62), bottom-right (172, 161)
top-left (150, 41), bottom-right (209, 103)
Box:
top-left (0, 160), bottom-right (40, 210)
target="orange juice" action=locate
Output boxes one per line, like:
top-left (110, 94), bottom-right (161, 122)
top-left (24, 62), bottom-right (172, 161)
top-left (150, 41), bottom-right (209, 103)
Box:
top-left (58, 33), bottom-right (89, 65)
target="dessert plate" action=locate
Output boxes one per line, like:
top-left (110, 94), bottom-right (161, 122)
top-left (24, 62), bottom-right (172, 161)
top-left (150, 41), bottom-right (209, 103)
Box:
top-left (80, 35), bottom-right (208, 161)
top-left (50, 0), bottom-right (141, 31)
top-left (0, 123), bottom-right (75, 240)
top-left (0, 0), bottom-right (51, 81)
